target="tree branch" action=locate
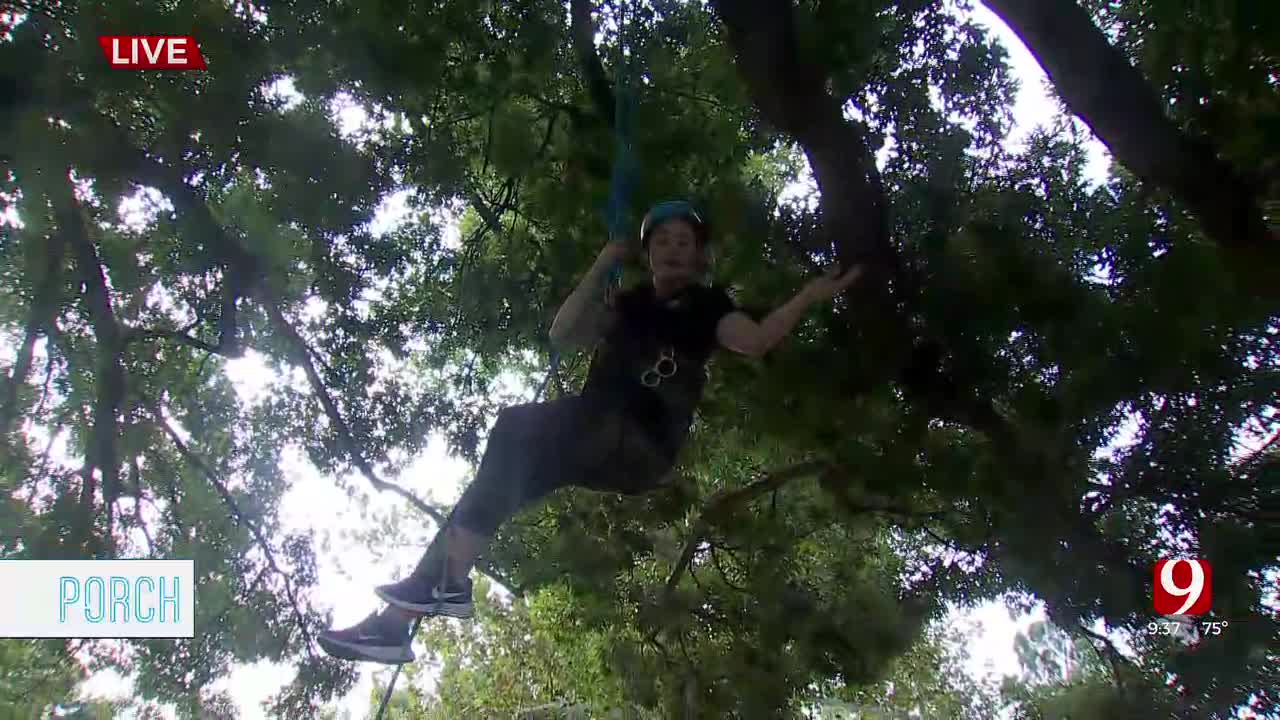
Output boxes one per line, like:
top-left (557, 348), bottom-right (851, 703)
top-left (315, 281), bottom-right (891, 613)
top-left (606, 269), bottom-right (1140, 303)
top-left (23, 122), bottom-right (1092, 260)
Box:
top-left (260, 301), bottom-right (445, 523)
top-left (0, 223), bottom-right (64, 438)
top-left (711, 0), bottom-right (955, 438)
top-left (1076, 621), bottom-right (1131, 688)
top-left (29, 420), bottom-right (63, 487)
top-left (982, 0), bottom-right (1279, 297)
top-left (665, 533), bottom-right (705, 603)
top-left (131, 459), bottom-right (156, 556)
top-left (1236, 429), bottom-right (1280, 472)
top-left (709, 544), bottom-right (748, 593)
top-left (218, 272), bottom-right (243, 357)
top-left (700, 0), bottom-right (1021, 452)
top-left (704, 460), bottom-right (828, 522)
top-left (465, 184), bottom-right (509, 238)
top-left (535, 110), bottom-right (559, 160)
top-left (920, 524), bottom-right (988, 567)
top-left (260, 299), bottom-right (521, 593)
top-left (569, 0), bottom-right (617, 126)
top-left (648, 85), bottom-right (743, 118)
top-left (34, 350), bottom-right (56, 419)
top-left (663, 460), bottom-right (826, 602)
top-left (154, 458), bottom-right (186, 541)
top-left (710, 0), bottom-right (889, 267)
top-left (126, 328), bottom-right (225, 355)
top-left (56, 178), bottom-right (126, 519)
top-left (158, 411), bottom-right (319, 661)
top-left (837, 496), bottom-right (949, 523)
top-left (683, 671), bottom-right (698, 720)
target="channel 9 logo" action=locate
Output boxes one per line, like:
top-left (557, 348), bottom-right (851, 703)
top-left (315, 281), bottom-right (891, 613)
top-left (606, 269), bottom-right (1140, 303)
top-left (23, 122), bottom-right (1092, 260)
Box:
top-left (1152, 558), bottom-right (1212, 615)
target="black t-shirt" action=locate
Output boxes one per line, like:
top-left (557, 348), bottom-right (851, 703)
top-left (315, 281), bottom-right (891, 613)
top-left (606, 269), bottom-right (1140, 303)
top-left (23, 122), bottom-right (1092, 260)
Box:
top-left (582, 282), bottom-right (738, 453)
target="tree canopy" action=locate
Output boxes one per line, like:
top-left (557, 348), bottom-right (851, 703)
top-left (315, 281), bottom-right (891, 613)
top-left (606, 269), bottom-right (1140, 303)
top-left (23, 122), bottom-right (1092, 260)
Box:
top-left (0, 0), bottom-right (1276, 717)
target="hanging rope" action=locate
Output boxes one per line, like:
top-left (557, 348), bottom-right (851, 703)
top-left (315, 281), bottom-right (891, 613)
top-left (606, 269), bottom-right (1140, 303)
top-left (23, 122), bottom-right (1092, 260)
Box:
top-left (536, 0), bottom-right (639, 402)
top-left (603, 0), bottom-right (638, 262)
top-left (374, 507), bottom-right (449, 718)
top-left (373, 618), bottom-right (420, 720)
top-left (373, 8), bottom-right (640, 720)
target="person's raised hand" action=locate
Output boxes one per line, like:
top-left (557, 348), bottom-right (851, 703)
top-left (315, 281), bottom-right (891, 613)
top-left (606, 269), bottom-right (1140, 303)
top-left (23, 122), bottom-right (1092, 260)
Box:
top-left (803, 264), bottom-right (864, 303)
top-left (592, 239), bottom-right (631, 275)
top-left (598, 239), bottom-right (630, 265)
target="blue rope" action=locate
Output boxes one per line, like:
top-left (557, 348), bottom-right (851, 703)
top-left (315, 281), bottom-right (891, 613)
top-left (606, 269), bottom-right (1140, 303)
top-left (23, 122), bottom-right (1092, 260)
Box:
top-left (603, 0), bottom-right (637, 288)
top-left (605, 1), bottom-right (637, 242)
top-left (537, 1), bottom-right (638, 402)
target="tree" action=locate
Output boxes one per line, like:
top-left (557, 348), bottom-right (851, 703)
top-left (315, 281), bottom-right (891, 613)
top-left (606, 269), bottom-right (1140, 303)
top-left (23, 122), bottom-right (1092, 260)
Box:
top-left (0, 638), bottom-right (151, 718)
top-left (367, 577), bottom-right (655, 719)
top-left (0, 639), bottom-right (89, 717)
top-left (981, 0), bottom-right (1279, 295)
top-left (370, 578), bottom-right (1003, 719)
top-left (1012, 620), bottom-right (1096, 687)
top-left (815, 614), bottom-right (1006, 719)
top-left (0, 0), bottom-right (1275, 717)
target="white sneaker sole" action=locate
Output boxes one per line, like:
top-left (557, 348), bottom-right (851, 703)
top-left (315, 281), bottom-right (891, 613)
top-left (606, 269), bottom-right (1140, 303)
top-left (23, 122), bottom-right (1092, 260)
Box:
top-left (318, 634), bottom-right (413, 664)
top-left (375, 586), bottom-right (475, 618)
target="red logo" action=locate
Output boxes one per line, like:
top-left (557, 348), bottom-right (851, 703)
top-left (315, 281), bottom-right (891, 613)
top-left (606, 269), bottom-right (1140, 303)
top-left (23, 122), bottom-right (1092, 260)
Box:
top-left (1153, 558), bottom-right (1212, 615)
top-left (98, 36), bottom-right (207, 70)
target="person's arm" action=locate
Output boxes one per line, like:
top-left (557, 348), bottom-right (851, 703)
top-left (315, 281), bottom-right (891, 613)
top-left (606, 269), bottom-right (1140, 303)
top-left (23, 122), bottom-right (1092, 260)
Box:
top-left (549, 243), bottom-right (629, 349)
top-left (716, 265), bottom-right (864, 358)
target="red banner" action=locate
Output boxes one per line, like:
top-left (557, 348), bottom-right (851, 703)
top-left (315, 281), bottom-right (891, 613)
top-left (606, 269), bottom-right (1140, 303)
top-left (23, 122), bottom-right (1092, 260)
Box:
top-left (98, 36), bottom-right (207, 70)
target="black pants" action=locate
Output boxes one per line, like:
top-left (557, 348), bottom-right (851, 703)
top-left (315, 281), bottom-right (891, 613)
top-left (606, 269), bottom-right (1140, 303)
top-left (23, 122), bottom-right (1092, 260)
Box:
top-left (445, 393), bottom-right (679, 539)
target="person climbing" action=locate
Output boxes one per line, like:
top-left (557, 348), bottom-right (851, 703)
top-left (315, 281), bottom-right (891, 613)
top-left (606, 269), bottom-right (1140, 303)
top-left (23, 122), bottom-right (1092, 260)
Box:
top-left (318, 200), bottom-right (863, 664)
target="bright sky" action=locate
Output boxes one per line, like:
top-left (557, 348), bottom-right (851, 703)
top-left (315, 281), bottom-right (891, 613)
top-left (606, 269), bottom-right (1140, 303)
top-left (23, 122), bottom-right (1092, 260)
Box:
top-left (70, 6), bottom-right (1126, 717)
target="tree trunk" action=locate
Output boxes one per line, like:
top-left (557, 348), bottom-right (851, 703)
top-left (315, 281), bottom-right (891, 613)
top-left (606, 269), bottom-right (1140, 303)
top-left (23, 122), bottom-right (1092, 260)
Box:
top-left (710, 0), bottom-right (888, 266)
top-left (710, 0), bottom-right (921, 402)
top-left (0, 230), bottom-right (64, 438)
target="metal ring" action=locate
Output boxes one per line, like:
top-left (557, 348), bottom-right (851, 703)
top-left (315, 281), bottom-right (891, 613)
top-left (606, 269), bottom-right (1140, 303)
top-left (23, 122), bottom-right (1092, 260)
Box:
top-left (640, 369), bottom-right (661, 388)
top-left (655, 356), bottom-right (677, 377)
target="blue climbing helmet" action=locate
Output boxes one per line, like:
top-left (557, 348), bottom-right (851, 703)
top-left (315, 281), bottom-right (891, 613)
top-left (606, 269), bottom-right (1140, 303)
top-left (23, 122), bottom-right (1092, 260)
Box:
top-left (640, 200), bottom-right (710, 249)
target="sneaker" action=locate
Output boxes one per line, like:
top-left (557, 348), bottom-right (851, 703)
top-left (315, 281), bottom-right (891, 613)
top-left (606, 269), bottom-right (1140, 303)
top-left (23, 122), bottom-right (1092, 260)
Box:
top-left (318, 611), bottom-right (414, 664)
top-left (375, 574), bottom-right (474, 618)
